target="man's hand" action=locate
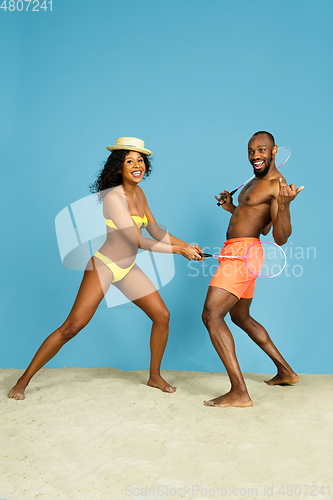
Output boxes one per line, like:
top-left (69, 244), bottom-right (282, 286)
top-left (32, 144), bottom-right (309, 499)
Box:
top-left (271, 178), bottom-right (304, 245)
top-left (215, 190), bottom-right (236, 213)
top-left (277, 178), bottom-right (304, 207)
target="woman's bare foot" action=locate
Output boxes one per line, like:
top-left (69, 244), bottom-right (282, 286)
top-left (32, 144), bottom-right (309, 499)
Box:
top-left (203, 390), bottom-right (253, 408)
top-left (147, 374), bottom-right (176, 393)
top-left (7, 382), bottom-right (27, 401)
top-left (264, 371), bottom-right (299, 386)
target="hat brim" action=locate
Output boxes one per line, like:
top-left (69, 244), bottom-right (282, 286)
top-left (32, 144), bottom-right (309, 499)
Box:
top-left (106, 145), bottom-right (152, 156)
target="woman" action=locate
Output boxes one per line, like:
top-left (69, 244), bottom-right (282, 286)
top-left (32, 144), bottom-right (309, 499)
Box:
top-left (8, 137), bottom-right (203, 400)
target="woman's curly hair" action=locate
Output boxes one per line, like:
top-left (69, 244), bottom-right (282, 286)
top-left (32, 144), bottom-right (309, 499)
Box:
top-left (90, 149), bottom-right (152, 200)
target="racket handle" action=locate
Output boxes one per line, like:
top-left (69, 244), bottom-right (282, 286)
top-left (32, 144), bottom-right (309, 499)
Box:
top-left (216, 188), bottom-right (238, 206)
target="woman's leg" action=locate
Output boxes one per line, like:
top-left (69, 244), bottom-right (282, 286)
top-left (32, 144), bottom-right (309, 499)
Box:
top-left (8, 258), bottom-right (113, 400)
top-left (114, 265), bottom-right (175, 393)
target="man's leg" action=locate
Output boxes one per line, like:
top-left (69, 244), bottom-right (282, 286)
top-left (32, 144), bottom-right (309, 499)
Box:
top-left (229, 298), bottom-right (299, 385)
top-left (202, 286), bottom-right (253, 407)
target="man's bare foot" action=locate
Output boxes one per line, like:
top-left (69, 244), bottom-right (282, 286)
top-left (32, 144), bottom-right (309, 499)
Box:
top-left (203, 390), bottom-right (253, 408)
top-left (147, 374), bottom-right (176, 393)
top-left (7, 383), bottom-right (26, 401)
top-left (264, 372), bottom-right (299, 386)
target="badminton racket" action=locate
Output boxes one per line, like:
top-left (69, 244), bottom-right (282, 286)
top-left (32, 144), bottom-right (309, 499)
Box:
top-left (217, 146), bottom-right (291, 206)
top-left (201, 241), bottom-right (286, 278)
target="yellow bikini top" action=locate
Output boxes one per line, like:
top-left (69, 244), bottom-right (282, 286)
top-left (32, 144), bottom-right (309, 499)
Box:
top-left (105, 214), bottom-right (148, 230)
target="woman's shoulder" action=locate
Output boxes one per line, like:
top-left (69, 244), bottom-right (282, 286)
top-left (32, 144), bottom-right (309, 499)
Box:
top-left (102, 186), bottom-right (131, 219)
top-left (102, 186), bottom-right (128, 212)
top-left (136, 185), bottom-right (147, 202)
top-left (103, 185), bottom-right (125, 202)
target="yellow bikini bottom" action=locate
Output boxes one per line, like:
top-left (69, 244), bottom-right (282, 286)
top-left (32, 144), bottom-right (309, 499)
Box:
top-left (93, 251), bottom-right (135, 283)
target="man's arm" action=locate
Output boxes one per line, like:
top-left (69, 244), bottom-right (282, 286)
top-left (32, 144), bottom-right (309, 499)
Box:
top-left (261, 222), bottom-right (272, 236)
top-left (215, 190), bottom-right (236, 213)
top-left (270, 178), bottom-right (304, 246)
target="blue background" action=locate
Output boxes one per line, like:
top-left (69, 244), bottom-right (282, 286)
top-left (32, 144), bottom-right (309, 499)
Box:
top-left (1, 0), bottom-right (331, 374)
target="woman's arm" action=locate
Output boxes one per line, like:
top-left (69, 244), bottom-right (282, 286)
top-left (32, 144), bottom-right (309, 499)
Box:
top-left (142, 191), bottom-right (203, 258)
top-left (103, 190), bottom-right (202, 259)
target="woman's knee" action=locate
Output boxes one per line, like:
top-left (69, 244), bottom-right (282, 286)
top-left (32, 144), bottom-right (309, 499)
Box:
top-left (152, 307), bottom-right (170, 326)
top-left (59, 321), bottom-right (85, 342)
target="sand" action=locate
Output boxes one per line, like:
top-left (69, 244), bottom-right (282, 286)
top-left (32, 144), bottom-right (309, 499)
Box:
top-left (1, 368), bottom-right (332, 500)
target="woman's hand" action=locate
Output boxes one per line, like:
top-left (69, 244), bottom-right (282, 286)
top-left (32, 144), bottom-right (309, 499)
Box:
top-left (180, 244), bottom-right (204, 261)
top-left (215, 190), bottom-right (236, 213)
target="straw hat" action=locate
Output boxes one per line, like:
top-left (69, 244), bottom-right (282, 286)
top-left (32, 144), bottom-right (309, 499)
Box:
top-left (106, 137), bottom-right (152, 156)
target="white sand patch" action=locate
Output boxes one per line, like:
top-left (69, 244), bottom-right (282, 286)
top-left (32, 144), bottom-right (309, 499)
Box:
top-left (1, 368), bottom-right (332, 500)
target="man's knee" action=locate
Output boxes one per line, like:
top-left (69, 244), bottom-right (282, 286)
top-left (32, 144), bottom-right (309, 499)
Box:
top-left (202, 305), bottom-right (219, 328)
top-left (202, 307), bottom-right (209, 327)
top-left (230, 310), bottom-right (250, 328)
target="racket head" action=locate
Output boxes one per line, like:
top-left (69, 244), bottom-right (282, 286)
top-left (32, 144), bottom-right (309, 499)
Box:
top-left (245, 241), bottom-right (286, 278)
top-left (276, 146), bottom-right (291, 169)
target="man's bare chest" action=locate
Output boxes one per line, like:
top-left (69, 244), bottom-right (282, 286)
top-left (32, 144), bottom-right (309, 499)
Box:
top-left (239, 180), bottom-right (272, 208)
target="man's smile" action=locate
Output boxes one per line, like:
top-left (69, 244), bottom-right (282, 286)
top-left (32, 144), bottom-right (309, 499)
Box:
top-left (252, 160), bottom-right (265, 170)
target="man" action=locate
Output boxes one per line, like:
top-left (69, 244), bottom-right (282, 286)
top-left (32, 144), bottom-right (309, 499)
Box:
top-left (202, 131), bottom-right (304, 408)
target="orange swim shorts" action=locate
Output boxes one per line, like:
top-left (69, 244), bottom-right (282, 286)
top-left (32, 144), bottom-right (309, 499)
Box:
top-left (209, 237), bottom-right (260, 299)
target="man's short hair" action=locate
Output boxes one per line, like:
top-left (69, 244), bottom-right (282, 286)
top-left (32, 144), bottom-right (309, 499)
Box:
top-left (251, 131), bottom-right (275, 145)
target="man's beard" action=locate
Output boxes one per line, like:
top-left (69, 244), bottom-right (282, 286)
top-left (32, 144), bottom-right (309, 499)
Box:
top-left (253, 154), bottom-right (273, 178)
